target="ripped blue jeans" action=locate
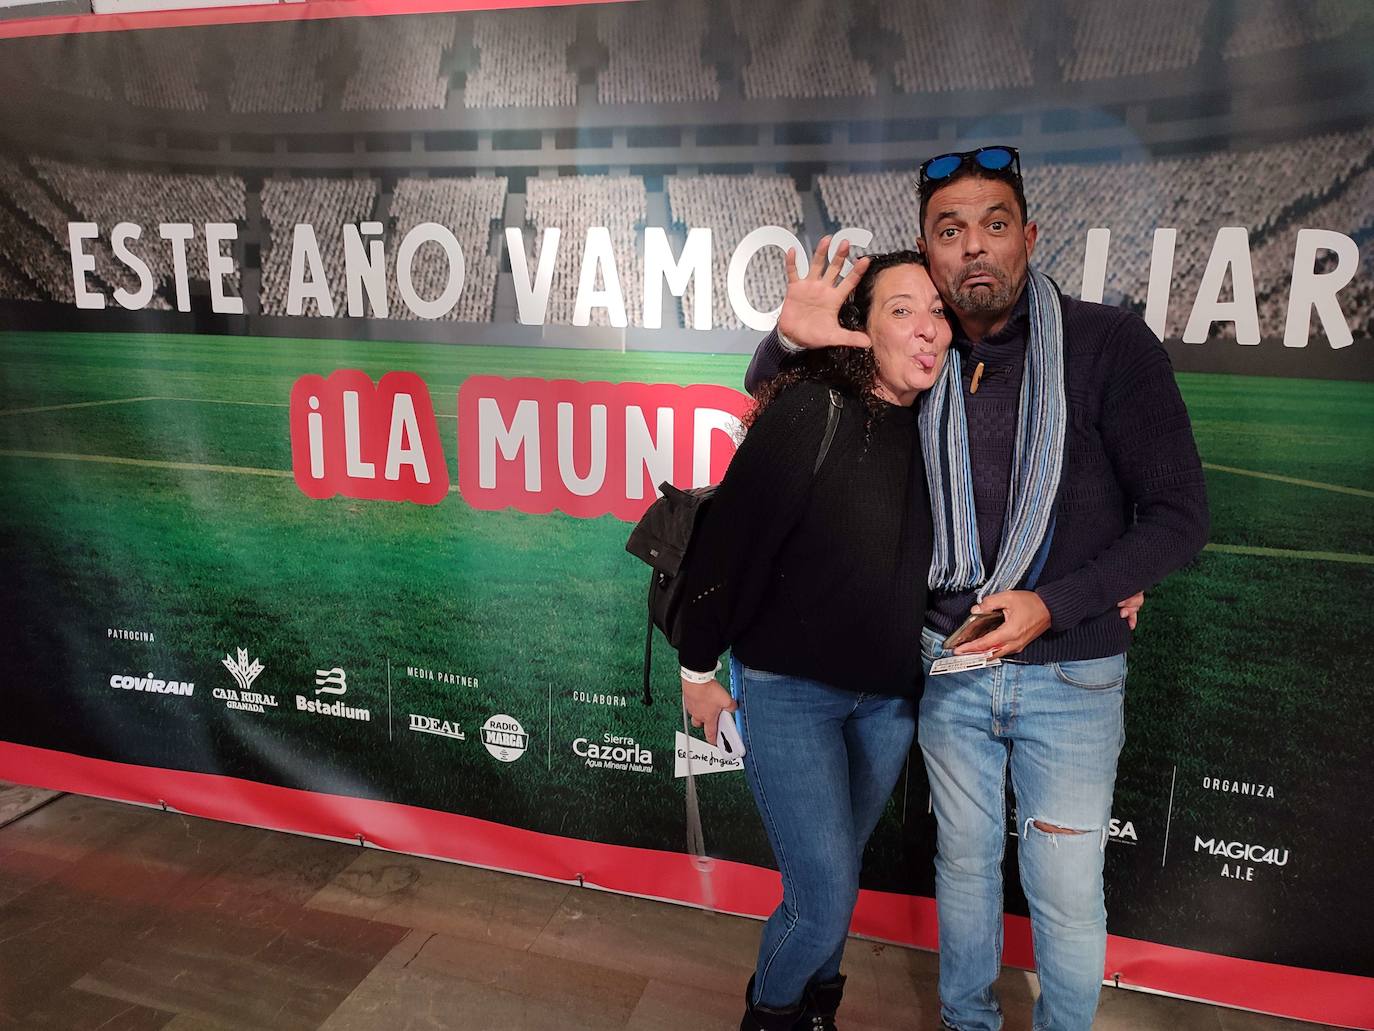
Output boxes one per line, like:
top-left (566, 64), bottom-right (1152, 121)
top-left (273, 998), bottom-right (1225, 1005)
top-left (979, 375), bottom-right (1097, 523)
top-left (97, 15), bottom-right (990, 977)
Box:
top-left (918, 626), bottom-right (1126, 1031)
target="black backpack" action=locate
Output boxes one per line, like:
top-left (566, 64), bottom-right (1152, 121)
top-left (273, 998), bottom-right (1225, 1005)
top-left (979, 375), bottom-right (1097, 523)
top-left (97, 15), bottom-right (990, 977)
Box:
top-left (624, 389), bottom-right (844, 704)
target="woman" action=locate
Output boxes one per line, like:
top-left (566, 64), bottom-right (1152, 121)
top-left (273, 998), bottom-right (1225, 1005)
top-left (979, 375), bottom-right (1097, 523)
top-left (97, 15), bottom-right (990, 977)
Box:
top-left (674, 249), bottom-right (951, 1031)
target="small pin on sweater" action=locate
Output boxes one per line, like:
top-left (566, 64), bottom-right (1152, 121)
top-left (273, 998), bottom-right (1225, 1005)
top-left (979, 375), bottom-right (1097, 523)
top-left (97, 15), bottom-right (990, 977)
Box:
top-left (970, 361), bottom-right (987, 394)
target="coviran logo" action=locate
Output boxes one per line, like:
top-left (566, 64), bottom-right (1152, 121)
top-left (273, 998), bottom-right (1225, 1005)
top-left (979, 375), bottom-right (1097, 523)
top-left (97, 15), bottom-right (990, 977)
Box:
top-left (409, 714), bottom-right (466, 741)
top-left (296, 667), bottom-right (370, 721)
top-left (573, 734), bottom-right (653, 773)
top-left (481, 714), bottom-right (527, 762)
top-left (109, 673), bottom-right (193, 697)
top-left (1193, 836), bottom-right (1291, 881)
top-left (1202, 776), bottom-right (1276, 800)
top-left (214, 648), bottom-right (278, 713)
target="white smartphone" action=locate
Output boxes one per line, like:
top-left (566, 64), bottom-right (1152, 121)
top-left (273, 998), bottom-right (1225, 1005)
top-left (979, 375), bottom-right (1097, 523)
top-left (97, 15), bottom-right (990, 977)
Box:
top-left (716, 712), bottom-right (745, 760)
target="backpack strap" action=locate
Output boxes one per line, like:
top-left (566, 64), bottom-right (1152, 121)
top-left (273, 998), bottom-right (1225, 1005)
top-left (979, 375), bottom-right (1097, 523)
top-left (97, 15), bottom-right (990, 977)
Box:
top-left (641, 578), bottom-right (656, 706)
top-left (814, 389), bottom-right (843, 474)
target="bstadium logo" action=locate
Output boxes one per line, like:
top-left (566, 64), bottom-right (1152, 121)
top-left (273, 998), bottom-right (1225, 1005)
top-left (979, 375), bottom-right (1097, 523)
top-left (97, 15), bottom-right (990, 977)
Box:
top-left (409, 713), bottom-right (466, 741)
top-left (1202, 776), bottom-right (1276, 800)
top-left (296, 667), bottom-right (371, 722)
top-left (573, 734), bottom-right (653, 774)
top-left (1194, 835), bottom-right (1291, 881)
top-left (108, 672), bottom-right (193, 697)
top-left (482, 714), bottom-right (527, 762)
top-left (314, 667), bottom-right (347, 695)
top-left (215, 648), bottom-right (278, 713)
top-left (572, 690), bottom-right (628, 708)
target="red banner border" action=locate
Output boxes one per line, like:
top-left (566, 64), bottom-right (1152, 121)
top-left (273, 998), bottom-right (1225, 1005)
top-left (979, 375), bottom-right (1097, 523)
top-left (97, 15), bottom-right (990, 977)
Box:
top-left (0, 0), bottom-right (630, 41)
top-left (0, 741), bottom-right (1369, 1028)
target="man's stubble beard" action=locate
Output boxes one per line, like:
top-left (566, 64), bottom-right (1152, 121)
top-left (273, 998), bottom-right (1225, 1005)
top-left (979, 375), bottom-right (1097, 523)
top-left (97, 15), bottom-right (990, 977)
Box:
top-left (947, 261), bottom-right (1016, 316)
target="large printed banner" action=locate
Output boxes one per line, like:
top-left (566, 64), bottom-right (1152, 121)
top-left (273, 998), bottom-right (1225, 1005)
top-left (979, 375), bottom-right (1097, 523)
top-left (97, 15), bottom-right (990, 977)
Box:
top-left (0, 1), bottom-right (1372, 1025)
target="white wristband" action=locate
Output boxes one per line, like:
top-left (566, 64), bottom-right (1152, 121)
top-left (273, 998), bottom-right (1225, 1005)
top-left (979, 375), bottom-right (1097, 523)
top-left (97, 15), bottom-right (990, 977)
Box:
top-left (776, 327), bottom-right (804, 353)
top-left (680, 663), bottom-right (721, 684)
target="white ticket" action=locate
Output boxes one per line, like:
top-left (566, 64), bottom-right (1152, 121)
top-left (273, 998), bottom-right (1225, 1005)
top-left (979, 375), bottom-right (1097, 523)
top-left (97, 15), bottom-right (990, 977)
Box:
top-left (930, 653), bottom-right (1002, 677)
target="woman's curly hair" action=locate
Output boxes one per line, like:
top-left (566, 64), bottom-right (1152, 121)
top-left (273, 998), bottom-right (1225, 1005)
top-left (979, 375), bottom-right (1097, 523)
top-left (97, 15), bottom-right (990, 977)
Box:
top-left (744, 249), bottom-right (927, 430)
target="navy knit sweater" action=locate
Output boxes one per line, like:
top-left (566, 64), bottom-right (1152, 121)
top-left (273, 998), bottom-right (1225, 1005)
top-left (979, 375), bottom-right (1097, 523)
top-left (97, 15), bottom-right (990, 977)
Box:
top-left (745, 286), bottom-right (1211, 664)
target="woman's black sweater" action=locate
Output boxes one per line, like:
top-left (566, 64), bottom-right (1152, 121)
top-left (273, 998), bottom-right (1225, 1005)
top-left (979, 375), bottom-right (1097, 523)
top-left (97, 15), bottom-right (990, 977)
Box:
top-left (677, 380), bottom-right (932, 698)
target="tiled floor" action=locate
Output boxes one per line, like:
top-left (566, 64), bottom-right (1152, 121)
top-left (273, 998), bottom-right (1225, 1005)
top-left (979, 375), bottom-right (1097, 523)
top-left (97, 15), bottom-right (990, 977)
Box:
top-left (0, 783), bottom-right (1342, 1030)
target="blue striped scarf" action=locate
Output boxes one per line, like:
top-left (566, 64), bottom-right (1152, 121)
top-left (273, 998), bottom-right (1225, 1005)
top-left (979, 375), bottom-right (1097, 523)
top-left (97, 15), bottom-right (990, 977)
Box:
top-left (919, 268), bottom-right (1066, 599)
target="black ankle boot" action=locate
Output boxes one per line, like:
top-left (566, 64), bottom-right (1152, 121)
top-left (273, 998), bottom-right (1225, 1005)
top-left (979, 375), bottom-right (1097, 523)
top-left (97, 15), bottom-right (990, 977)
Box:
top-left (803, 974), bottom-right (846, 1030)
top-left (740, 975), bottom-right (809, 1031)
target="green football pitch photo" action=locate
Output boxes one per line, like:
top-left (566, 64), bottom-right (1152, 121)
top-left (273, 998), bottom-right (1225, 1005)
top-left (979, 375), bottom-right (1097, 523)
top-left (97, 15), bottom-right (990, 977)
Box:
top-left (1, 330), bottom-right (1371, 967)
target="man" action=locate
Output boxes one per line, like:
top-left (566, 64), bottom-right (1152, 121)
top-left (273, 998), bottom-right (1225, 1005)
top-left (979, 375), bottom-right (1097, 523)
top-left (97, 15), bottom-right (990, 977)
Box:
top-left (743, 146), bottom-right (1209, 1031)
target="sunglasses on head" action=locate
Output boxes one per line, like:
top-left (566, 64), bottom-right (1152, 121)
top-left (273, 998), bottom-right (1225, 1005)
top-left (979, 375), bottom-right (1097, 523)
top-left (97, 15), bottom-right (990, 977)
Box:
top-left (918, 146), bottom-right (1022, 189)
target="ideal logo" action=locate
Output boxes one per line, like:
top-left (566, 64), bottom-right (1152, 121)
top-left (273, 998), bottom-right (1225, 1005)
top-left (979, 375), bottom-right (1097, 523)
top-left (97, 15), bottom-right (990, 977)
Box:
top-left (222, 648), bottom-right (264, 692)
top-left (315, 668), bottom-right (347, 695)
top-left (481, 714), bottom-right (528, 762)
top-left (409, 714), bottom-right (466, 741)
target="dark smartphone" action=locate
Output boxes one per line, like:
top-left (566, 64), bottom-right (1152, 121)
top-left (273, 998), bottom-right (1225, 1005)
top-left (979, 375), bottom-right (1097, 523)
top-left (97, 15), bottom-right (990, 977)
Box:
top-left (943, 610), bottom-right (1005, 650)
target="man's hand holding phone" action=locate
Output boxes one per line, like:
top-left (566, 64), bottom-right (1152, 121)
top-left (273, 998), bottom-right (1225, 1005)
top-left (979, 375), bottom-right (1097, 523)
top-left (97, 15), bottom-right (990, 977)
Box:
top-left (951, 591), bottom-right (1051, 657)
top-left (949, 590), bottom-right (1150, 657)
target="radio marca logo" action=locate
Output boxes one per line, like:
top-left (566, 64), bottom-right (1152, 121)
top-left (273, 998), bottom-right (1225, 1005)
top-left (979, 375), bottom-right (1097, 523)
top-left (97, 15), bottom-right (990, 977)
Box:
top-left (482, 714), bottom-right (527, 762)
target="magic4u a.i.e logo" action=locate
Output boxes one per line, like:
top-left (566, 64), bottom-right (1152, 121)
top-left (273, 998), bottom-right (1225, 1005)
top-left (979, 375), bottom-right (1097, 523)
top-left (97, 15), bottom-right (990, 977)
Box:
top-left (1194, 835), bottom-right (1291, 882)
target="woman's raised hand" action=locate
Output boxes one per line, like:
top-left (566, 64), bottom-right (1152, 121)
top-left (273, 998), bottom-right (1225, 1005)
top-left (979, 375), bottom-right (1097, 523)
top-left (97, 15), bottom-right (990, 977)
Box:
top-left (778, 234), bottom-right (873, 351)
top-left (681, 676), bottom-right (737, 747)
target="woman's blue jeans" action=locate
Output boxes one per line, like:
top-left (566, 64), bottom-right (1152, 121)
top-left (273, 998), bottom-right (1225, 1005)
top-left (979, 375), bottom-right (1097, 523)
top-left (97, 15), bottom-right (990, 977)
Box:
top-left (918, 626), bottom-right (1127, 1031)
top-left (731, 656), bottom-right (916, 1009)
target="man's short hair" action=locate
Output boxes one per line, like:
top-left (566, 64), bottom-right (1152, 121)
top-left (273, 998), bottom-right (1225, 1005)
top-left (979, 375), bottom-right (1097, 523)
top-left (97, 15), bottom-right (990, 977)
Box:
top-left (918, 165), bottom-right (1029, 238)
